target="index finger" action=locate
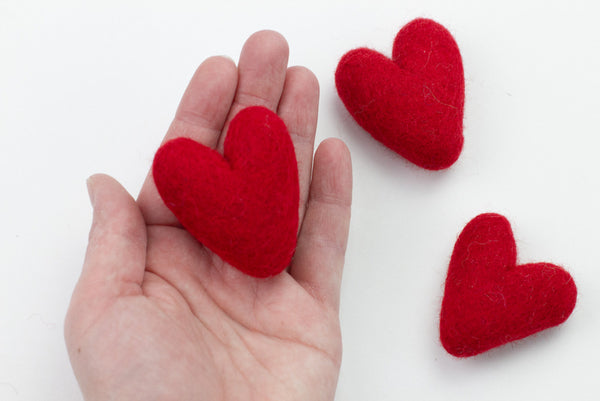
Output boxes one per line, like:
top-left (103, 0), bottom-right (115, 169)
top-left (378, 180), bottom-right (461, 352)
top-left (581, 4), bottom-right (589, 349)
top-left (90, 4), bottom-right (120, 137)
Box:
top-left (137, 56), bottom-right (238, 226)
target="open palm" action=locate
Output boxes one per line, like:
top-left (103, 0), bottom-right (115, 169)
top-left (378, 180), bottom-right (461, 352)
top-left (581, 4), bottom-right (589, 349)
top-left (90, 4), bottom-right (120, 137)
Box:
top-left (64, 31), bottom-right (352, 401)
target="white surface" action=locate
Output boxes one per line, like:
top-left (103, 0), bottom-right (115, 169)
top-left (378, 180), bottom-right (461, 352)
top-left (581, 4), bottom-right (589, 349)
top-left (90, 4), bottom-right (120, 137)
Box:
top-left (2, 0), bottom-right (600, 399)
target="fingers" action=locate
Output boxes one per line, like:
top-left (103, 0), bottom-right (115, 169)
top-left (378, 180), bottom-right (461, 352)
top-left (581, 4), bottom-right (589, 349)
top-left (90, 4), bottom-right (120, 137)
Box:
top-left (137, 56), bottom-right (238, 226)
top-left (290, 139), bottom-right (353, 312)
top-left (66, 175), bottom-right (147, 339)
top-left (137, 30), bottom-right (312, 232)
top-left (217, 30), bottom-right (290, 151)
top-left (278, 66), bottom-right (320, 223)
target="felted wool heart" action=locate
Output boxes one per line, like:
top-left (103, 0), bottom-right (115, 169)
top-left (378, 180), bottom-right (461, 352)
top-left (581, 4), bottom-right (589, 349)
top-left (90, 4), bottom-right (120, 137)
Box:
top-left (335, 18), bottom-right (464, 170)
top-left (152, 106), bottom-right (299, 278)
top-left (440, 213), bottom-right (577, 357)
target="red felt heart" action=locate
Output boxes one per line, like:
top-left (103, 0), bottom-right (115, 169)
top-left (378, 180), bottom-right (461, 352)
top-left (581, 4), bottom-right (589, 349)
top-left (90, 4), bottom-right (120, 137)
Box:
top-left (152, 106), bottom-right (299, 278)
top-left (440, 213), bottom-right (577, 357)
top-left (335, 18), bottom-right (464, 170)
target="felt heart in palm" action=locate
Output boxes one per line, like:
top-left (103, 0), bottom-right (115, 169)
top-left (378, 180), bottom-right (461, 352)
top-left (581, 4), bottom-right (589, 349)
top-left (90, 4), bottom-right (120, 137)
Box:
top-left (152, 106), bottom-right (299, 278)
top-left (335, 18), bottom-right (464, 170)
top-left (440, 213), bottom-right (577, 357)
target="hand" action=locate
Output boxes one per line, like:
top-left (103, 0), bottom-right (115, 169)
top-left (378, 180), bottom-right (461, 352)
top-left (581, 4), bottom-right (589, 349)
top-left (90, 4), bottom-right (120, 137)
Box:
top-left (64, 30), bottom-right (352, 401)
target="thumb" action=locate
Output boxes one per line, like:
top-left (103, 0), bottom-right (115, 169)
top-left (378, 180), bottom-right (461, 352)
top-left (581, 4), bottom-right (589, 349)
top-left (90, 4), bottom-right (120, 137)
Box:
top-left (66, 174), bottom-right (147, 340)
top-left (83, 173), bottom-right (147, 293)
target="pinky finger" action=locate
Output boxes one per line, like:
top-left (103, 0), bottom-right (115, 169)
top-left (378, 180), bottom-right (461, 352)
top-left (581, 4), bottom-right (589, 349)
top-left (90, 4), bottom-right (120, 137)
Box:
top-left (289, 138), bottom-right (352, 312)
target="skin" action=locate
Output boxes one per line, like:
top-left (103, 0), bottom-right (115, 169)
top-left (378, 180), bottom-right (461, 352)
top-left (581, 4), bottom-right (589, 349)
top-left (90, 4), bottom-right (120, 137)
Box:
top-left (64, 30), bottom-right (353, 401)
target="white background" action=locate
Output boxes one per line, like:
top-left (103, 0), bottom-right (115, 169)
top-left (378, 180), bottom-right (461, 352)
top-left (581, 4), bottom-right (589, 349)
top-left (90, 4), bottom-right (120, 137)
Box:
top-left (2, 0), bottom-right (600, 399)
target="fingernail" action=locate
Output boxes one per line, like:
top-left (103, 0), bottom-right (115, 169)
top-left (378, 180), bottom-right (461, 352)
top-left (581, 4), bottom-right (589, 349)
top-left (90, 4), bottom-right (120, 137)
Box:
top-left (86, 176), bottom-right (96, 207)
